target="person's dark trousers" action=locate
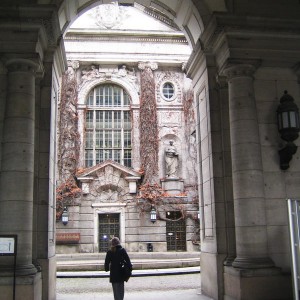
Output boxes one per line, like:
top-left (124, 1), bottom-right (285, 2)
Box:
top-left (112, 282), bottom-right (125, 300)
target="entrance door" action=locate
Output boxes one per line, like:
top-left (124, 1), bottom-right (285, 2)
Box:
top-left (166, 211), bottom-right (186, 251)
top-left (99, 213), bottom-right (120, 252)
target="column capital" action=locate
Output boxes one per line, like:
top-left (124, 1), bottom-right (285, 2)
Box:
top-left (5, 58), bottom-right (42, 76)
top-left (138, 61), bottom-right (158, 71)
top-left (216, 75), bottom-right (228, 89)
top-left (221, 59), bottom-right (260, 80)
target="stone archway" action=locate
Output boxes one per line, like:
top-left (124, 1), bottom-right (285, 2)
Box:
top-left (0, 1), bottom-right (229, 300)
top-left (4, 1), bottom-right (298, 300)
top-left (54, 2), bottom-right (229, 300)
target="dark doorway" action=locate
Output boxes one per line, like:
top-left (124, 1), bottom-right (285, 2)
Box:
top-left (98, 213), bottom-right (120, 252)
top-left (166, 211), bottom-right (186, 251)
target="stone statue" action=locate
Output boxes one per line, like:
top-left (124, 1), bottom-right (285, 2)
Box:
top-left (165, 140), bottom-right (178, 178)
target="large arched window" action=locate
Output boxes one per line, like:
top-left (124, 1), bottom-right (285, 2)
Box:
top-left (85, 84), bottom-right (132, 167)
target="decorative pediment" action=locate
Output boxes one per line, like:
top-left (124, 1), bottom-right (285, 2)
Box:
top-left (76, 160), bottom-right (141, 196)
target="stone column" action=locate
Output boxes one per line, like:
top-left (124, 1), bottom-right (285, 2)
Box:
top-left (0, 58), bottom-right (39, 275)
top-left (223, 63), bottom-right (274, 269)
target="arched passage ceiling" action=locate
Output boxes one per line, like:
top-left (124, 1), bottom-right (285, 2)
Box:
top-left (58, 0), bottom-right (227, 50)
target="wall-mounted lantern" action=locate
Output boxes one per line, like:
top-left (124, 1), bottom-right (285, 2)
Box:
top-left (62, 207), bottom-right (69, 225)
top-left (150, 206), bottom-right (157, 223)
top-left (277, 91), bottom-right (300, 170)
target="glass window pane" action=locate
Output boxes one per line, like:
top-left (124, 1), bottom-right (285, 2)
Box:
top-left (86, 111), bottom-right (93, 129)
top-left (124, 92), bottom-right (130, 106)
top-left (95, 131), bottom-right (102, 148)
top-left (104, 150), bottom-right (112, 160)
top-left (99, 86), bottom-right (104, 106)
top-left (114, 111), bottom-right (121, 129)
top-left (96, 150), bottom-right (103, 164)
top-left (95, 111), bottom-right (102, 129)
top-left (105, 131), bottom-right (112, 147)
top-left (124, 131), bottom-right (131, 148)
top-left (114, 131), bottom-right (121, 148)
top-left (85, 131), bottom-right (93, 148)
top-left (105, 111), bottom-right (112, 128)
top-left (114, 87), bottom-right (121, 106)
top-left (87, 92), bottom-right (93, 105)
top-left (85, 150), bottom-right (93, 167)
top-left (124, 111), bottom-right (131, 129)
top-left (290, 112), bottom-right (297, 128)
top-left (282, 112), bottom-right (289, 128)
top-left (114, 150), bottom-right (121, 163)
top-left (163, 82), bottom-right (174, 99)
top-left (124, 150), bottom-right (131, 167)
top-left (95, 87), bottom-right (101, 106)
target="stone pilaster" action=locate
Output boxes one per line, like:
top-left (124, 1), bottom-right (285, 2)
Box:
top-left (0, 58), bottom-right (39, 276)
top-left (0, 62), bottom-right (7, 172)
top-left (223, 63), bottom-right (274, 269)
top-left (216, 75), bottom-right (236, 267)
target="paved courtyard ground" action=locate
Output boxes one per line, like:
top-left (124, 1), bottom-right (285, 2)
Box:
top-left (56, 273), bottom-right (213, 300)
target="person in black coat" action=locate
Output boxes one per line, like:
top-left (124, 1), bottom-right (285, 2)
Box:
top-left (105, 237), bottom-right (132, 300)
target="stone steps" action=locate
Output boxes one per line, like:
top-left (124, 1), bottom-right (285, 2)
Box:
top-left (56, 252), bottom-right (200, 271)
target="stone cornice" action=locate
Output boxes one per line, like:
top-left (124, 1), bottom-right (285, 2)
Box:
top-left (200, 13), bottom-right (300, 71)
top-left (65, 32), bottom-right (188, 44)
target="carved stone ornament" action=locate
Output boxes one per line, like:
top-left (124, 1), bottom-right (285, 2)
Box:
top-left (68, 60), bottom-right (80, 70)
top-left (158, 111), bottom-right (182, 126)
top-left (92, 3), bottom-right (127, 29)
top-left (156, 71), bottom-right (181, 102)
top-left (138, 61), bottom-right (158, 71)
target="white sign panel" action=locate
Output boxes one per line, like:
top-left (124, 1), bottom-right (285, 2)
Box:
top-left (0, 237), bottom-right (15, 255)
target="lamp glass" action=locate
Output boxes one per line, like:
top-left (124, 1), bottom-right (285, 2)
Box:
top-left (150, 207), bottom-right (157, 223)
top-left (290, 112), bottom-right (297, 127)
top-left (62, 207), bottom-right (69, 225)
top-left (282, 112), bottom-right (289, 128)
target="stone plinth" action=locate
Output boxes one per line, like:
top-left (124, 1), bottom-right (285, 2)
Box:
top-left (224, 266), bottom-right (292, 300)
top-left (161, 178), bottom-right (184, 195)
top-left (0, 272), bottom-right (42, 300)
